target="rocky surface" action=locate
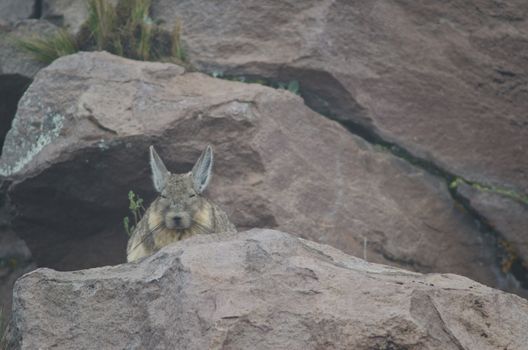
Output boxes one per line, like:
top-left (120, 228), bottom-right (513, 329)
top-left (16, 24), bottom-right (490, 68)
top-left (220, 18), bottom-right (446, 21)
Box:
top-left (0, 229), bottom-right (34, 322)
top-left (151, 0), bottom-right (528, 243)
top-left (0, 19), bottom-right (61, 150)
top-left (0, 19), bottom-right (59, 78)
top-left (4, 229), bottom-right (528, 350)
top-left (0, 52), bottom-right (506, 290)
top-left (153, 0), bottom-right (528, 192)
top-left (457, 183), bottom-right (528, 264)
top-left (0, 0), bottom-right (35, 24)
top-left (20, 0), bottom-right (528, 282)
top-left (41, 0), bottom-right (118, 35)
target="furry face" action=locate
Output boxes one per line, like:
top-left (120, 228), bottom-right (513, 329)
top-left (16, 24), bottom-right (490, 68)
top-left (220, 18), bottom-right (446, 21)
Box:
top-left (156, 173), bottom-right (203, 230)
top-left (147, 144), bottom-right (214, 232)
top-left (126, 145), bottom-right (236, 262)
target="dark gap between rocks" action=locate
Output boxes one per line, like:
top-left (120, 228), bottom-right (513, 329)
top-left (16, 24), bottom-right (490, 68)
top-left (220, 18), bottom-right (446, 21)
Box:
top-left (311, 94), bottom-right (528, 293)
top-left (0, 75), bottom-right (32, 155)
top-left (304, 88), bottom-right (528, 293)
top-left (31, 0), bottom-right (43, 19)
top-left (213, 72), bottom-right (528, 293)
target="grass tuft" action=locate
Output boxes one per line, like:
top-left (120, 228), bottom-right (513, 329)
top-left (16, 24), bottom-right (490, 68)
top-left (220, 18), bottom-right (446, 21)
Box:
top-left (16, 29), bottom-right (77, 64)
top-left (87, 0), bottom-right (117, 50)
top-left (171, 20), bottom-right (186, 63)
top-left (18, 0), bottom-right (187, 64)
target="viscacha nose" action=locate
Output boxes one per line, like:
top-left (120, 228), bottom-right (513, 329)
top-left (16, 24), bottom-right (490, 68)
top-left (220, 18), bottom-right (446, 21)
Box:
top-left (172, 216), bottom-right (182, 226)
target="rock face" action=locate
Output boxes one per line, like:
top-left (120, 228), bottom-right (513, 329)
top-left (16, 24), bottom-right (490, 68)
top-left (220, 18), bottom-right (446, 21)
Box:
top-left (0, 0), bottom-right (35, 23)
top-left (4, 229), bottom-right (528, 350)
top-left (151, 0), bottom-right (528, 245)
top-left (153, 0), bottom-right (528, 192)
top-left (0, 20), bottom-right (61, 150)
top-left (0, 19), bottom-right (60, 79)
top-left (457, 183), bottom-right (528, 264)
top-left (41, 0), bottom-right (119, 34)
top-left (0, 229), bottom-right (34, 322)
top-left (0, 52), bottom-right (506, 290)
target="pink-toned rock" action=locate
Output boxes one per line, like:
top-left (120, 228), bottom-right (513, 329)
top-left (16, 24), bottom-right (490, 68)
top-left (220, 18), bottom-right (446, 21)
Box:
top-left (0, 52), bottom-right (508, 293)
top-left (4, 229), bottom-right (528, 350)
top-left (152, 0), bottom-right (528, 194)
top-left (150, 0), bottom-right (528, 255)
top-left (457, 183), bottom-right (528, 266)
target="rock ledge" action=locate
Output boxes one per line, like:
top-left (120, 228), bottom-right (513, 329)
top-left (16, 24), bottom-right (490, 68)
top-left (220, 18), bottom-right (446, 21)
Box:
top-left (5, 229), bottom-right (528, 350)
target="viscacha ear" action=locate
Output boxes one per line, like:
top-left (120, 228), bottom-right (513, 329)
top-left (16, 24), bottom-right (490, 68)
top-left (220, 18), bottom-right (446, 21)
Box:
top-left (149, 145), bottom-right (169, 193)
top-left (191, 145), bottom-right (213, 194)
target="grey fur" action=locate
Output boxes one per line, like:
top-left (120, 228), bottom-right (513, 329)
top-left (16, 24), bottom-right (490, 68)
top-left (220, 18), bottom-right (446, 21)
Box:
top-left (127, 145), bottom-right (236, 262)
top-left (150, 146), bottom-right (169, 193)
top-left (191, 145), bottom-right (213, 194)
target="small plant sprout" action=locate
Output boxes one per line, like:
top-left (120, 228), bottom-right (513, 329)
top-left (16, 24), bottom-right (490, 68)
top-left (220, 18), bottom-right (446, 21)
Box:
top-left (123, 190), bottom-right (145, 236)
top-left (287, 80), bottom-right (300, 95)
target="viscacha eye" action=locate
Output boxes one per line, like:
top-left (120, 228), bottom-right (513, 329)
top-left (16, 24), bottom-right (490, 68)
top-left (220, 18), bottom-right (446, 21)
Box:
top-left (189, 194), bottom-right (196, 198)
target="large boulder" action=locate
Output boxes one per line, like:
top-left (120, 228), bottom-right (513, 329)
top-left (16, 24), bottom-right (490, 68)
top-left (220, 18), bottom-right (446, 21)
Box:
top-left (0, 52), bottom-right (508, 291)
top-left (150, 0), bottom-right (528, 250)
top-left (0, 20), bottom-right (61, 150)
top-left (4, 229), bottom-right (528, 350)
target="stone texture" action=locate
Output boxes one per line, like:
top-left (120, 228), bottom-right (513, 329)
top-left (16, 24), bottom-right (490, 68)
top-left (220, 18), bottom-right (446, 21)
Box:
top-left (0, 20), bottom-right (61, 150)
top-left (0, 0), bottom-right (35, 23)
top-left (151, 0), bottom-right (528, 287)
top-left (4, 229), bottom-right (528, 350)
top-left (0, 229), bottom-right (34, 324)
top-left (151, 0), bottom-right (528, 197)
top-left (0, 52), bottom-right (505, 291)
top-left (457, 183), bottom-right (528, 263)
top-left (41, 0), bottom-right (118, 35)
top-left (0, 20), bottom-right (59, 78)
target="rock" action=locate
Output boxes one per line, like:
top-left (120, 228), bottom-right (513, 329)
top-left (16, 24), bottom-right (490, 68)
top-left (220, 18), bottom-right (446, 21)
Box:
top-left (0, 229), bottom-right (35, 325)
top-left (41, 0), bottom-right (87, 33)
top-left (0, 20), bottom-right (61, 150)
top-left (0, 52), bottom-right (506, 290)
top-left (0, 0), bottom-right (35, 23)
top-left (4, 229), bottom-right (528, 350)
top-left (0, 20), bottom-right (59, 78)
top-left (41, 0), bottom-right (118, 35)
top-left (457, 183), bottom-right (528, 264)
top-left (154, 0), bottom-right (528, 192)
top-left (150, 0), bottom-right (528, 243)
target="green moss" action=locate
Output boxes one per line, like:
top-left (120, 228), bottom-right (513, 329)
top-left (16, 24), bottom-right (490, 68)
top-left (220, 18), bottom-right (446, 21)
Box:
top-left (449, 176), bottom-right (528, 206)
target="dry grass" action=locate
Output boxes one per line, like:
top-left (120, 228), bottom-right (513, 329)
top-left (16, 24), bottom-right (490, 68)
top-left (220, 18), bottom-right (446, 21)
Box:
top-left (16, 29), bottom-right (77, 64)
top-left (18, 0), bottom-right (187, 64)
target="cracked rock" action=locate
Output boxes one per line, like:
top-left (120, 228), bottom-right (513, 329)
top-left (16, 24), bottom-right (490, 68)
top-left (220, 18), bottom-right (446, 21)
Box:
top-left (4, 229), bottom-right (528, 350)
top-left (0, 52), bottom-right (507, 295)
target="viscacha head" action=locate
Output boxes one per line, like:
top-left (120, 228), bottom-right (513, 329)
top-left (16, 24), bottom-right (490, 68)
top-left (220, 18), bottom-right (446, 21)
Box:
top-left (149, 145), bottom-right (213, 230)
